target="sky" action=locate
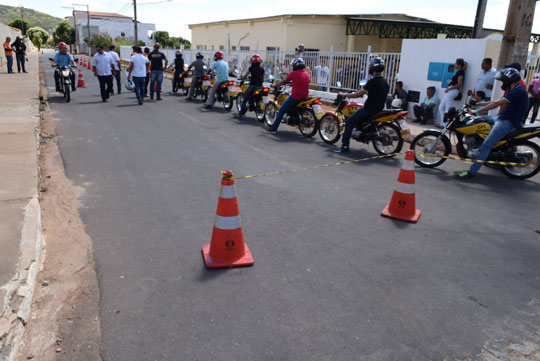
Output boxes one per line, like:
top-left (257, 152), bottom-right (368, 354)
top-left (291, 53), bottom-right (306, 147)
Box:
top-left (4, 0), bottom-right (540, 41)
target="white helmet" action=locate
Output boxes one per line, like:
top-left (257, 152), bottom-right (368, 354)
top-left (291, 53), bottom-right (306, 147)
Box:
top-left (391, 98), bottom-right (402, 109)
top-left (125, 78), bottom-right (135, 92)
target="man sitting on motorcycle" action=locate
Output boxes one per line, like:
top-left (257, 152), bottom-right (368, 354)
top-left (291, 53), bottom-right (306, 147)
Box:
top-left (186, 51), bottom-right (206, 101)
top-left (456, 67), bottom-right (529, 179)
top-left (173, 50), bottom-right (184, 90)
top-left (266, 58), bottom-right (310, 133)
top-left (52, 42), bottom-right (77, 92)
top-left (235, 54), bottom-right (265, 118)
top-left (204, 51), bottom-right (229, 109)
top-left (333, 57), bottom-right (390, 153)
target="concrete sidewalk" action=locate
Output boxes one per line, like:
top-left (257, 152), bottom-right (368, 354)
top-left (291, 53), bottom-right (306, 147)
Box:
top-left (0, 52), bottom-right (42, 361)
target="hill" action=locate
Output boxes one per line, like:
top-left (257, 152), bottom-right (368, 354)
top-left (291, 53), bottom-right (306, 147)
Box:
top-left (0, 5), bottom-right (61, 34)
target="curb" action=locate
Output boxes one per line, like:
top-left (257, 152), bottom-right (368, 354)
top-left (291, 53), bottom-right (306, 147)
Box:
top-left (0, 57), bottom-right (44, 361)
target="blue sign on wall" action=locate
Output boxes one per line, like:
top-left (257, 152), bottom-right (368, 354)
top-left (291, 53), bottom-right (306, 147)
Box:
top-left (441, 63), bottom-right (457, 88)
top-left (427, 62), bottom-right (444, 81)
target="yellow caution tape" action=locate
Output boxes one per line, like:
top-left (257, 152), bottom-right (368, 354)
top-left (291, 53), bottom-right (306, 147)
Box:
top-left (419, 153), bottom-right (527, 167)
top-left (233, 152), bottom-right (407, 180)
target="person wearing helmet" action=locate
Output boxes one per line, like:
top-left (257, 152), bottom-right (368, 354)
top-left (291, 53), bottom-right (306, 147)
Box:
top-left (52, 42), bottom-right (77, 92)
top-left (456, 67), bottom-right (528, 179)
top-left (235, 54), bottom-right (265, 117)
top-left (333, 57), bottom-right (390, 153)
top-left (127, 46), bottom-right (149, 105)
top-left (265, 57), bottom-right (310, 132)
top-left (186, 51), bottom-right (206, 101)
top-left (172, 50), bottom-right (185, 92)
top-left (204, 51), bottom-right (229, 108)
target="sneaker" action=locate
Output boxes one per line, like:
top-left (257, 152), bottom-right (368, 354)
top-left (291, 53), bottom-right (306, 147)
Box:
top-left (233, 113), bottom-right (243, 119)
top-left (138, 99), bottom-right (143, 105)
top-left (455, 171), bottom-right (475, 180)
top-left (203, 104), bottom-right (212, 109)
top-left (333, 146), bottom-right (350, 153)
top-left (264, 127), bottom-right (277, 134)
top-left (186, 97), bottom-right (193, 101)
top-left (150, 95), bottom-right (154, 100)
top-left (412, 118), bottom-right (422, 123)
top-left (157, 97), bottom-right (162, 101)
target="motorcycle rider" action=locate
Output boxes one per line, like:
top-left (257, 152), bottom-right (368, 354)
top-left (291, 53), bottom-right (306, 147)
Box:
top-left (456, 67), bottom-right (529, 179)
top-left (186, 51), bottom-right (206, 101)
top-left (204, 51), bottom-right (229, 109)
top-left (235, 54), bottom-right (265, 118)
top-left (333, 57), bottom-right (390, 153)
top-left (266, 57), bottom-right (310, 133)
top-left (52, 42), bottom-right (77, 92)
top-left (172, 50), bottom-right (184, 91)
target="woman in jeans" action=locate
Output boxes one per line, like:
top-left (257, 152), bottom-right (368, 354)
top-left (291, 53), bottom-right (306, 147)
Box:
top-left (438, 58), bottom-right (466, 128)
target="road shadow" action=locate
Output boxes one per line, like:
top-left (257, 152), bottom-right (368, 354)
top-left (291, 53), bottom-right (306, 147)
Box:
top-left (116, 103), bottom-right (140, 108)
top-left (77, 100), bottom-right (106, 105)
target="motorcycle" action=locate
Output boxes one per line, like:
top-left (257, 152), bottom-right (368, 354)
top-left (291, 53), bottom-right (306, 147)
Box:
top-left (235, 80), bottom-right (270, 121)
top-left (171, 65), bottom-right (189, 96)
top-left (49, 57), bottom-right (75, 103)
top-left (318, 94), bottom-right (407, 155)
top-left (263, 85), bottom-right (324, 137)
top-left (410, 101), bottom-right (540, 180)
top-left (212, 79), bottom-right (236, 111)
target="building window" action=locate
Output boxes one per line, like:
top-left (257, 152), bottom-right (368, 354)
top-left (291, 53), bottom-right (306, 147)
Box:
top-left (232, 46), bottom-right (236, 50)
top-left (219, 45), bottom-right (225, 50)
top-left (197, 45), bottom-right (204, 50)
top-left (266, 46), bottom-right (279, 51)
top-left (240, 46), bottom-right (250, 51)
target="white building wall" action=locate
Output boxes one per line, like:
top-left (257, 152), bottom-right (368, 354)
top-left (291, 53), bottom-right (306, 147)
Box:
top-left (399, 39), bottom-right (501, 122)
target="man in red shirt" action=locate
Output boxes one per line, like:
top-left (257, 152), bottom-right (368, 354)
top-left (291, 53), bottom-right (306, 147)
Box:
top-left (266, 58), bottom-right (310, 133)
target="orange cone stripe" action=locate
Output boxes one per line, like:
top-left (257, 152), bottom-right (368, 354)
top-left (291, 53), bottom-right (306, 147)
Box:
top-left (209, 228), bottom-right (246, 260)
top-left (397, 169), bottom-right (415, 184)
top-left (214, 215), bottom-right (241, 230)
top-left (389, 191), bottom-right (416, 209)
top-left (216, 198), bottom-right (240, 217)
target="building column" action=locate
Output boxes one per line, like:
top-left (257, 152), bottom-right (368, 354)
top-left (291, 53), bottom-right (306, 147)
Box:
top-left (532, 42), bottom-right (540, 55)
top-left (346, 35), bottom-right (355, 52)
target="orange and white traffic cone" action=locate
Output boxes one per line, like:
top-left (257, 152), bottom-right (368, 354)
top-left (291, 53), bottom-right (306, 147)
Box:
top-left (77, 67), bottom-right (86, 88)
top-left (87, 58), bottom-right (92, 70)
top-left (381, 150), bottom-right (421, 223)
top-left (202, 170), bottom-right (254, 268)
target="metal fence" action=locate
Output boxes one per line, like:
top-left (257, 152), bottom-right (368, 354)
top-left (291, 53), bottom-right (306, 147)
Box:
top-left (526, 54), bottom-right (540, 85)
top-left (120, 46), bottom-right (401, 94)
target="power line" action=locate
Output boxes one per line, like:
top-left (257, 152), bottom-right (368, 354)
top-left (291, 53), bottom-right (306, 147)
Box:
top-left (137, 0), bottom-right (172, 5)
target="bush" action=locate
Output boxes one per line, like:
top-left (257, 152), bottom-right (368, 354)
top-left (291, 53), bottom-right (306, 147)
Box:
top-left (8, 18), bottom-right (31, 35)
top-left (53, 20), bottom-right (75, 45)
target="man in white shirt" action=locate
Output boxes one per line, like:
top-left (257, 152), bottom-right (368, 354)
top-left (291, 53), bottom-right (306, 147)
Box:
top-left (92, 45), bottom-right (115, 102)
top-left (127, 46), bottom-right (149, 105)
top-left (475, 58), bottom-right (496, 101)
top-left (108, 45), bottom-right (122, 95)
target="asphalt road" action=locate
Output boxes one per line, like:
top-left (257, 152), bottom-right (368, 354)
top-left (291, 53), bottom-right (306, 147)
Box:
top-left (42, 54), bottom-right (540, 361)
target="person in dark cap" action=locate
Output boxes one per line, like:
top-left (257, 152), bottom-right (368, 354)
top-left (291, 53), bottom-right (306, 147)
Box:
top-left (499, 62), bottom-right (527, 114)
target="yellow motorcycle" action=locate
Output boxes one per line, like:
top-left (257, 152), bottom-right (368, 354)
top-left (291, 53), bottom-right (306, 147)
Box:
top-left (263, 85), bottom-right (325, 137)
top-left (234, 80), bottom-right (270, 121)
top-left (410, 102), bottom-right (540, 179)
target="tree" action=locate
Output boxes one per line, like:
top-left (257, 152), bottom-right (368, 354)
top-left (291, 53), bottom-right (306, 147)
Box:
top-left (27, 27), bottom-right (49, 45)
top-left (53, 20), bottom-right (75, 45)
top-left (8, 18), bottom-right (31, 35)
top-left (151, 31), bottom-right (191, 49)
top-left (152, 31), bottom-right (169, 46)
top-left (85, 33), bottom-right (112, 52)
top-left (32, 36), bottom-right (42, 50)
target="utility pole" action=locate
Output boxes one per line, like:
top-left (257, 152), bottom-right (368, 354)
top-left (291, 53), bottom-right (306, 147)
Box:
top-left (73, 10), bottom-right (78, 53)
top-left (472, 0), bottom-right (488, 38)
top-left (73, 4), bottom-right (90, 54)
top-left (498, 0), bottom-right (536, 70)
top-left (133, 0), bottom-right (138, 45)
top-left (20, 6), bottom-right (24, 35)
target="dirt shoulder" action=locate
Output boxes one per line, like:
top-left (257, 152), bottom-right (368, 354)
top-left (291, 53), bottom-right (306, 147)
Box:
top-left (16, 61), bottom-right (102, 361)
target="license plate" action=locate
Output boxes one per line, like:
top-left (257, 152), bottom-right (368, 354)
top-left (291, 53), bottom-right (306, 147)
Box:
top-left (313, 104), bottom-right (323, 114)
top-left (397, 119), bottom-right (409, 130)
top-left (184, 81), bottom-right (191, 86)
top-left (228, 86), bottom-right (236, 92)
top-left (263, 96), bottom-right (269, 103)
top-left (203, 80), bottom-right (211, 86)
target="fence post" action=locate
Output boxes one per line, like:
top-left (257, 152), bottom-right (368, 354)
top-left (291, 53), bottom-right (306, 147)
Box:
top-left (327, 46), bottom-right (334, 93)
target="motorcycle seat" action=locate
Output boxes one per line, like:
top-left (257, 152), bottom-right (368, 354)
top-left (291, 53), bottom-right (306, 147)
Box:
top-left (371, 110), bottom-right (398, 119)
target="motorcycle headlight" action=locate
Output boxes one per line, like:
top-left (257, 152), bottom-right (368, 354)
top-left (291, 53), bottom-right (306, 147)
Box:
top-left (62, 70), bottom-right (70, 77)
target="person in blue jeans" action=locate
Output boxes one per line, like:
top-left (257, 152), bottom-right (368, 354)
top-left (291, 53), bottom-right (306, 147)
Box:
top-left (266, 58), bottom-right (310, 133)
top-left (147, 43), bottom-right (168, 100)
top-left (235, 54), bottom-right (265, 117)
top-left (127, 46), bottom-right (149, 105)
top-left (456, 68), bottom-right (529, 179)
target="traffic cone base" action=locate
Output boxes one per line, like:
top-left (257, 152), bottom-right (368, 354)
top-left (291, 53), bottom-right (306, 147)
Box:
top-left (381, 203), bottom-right (421, 223)
top-left (202, 243), bottom-right (254, 268)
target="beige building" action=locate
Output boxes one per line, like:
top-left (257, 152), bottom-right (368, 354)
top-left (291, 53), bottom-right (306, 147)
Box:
top-left (189, 14), bottom-right (475, 54)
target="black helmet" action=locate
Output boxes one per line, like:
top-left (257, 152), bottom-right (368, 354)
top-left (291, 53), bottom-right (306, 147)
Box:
top-left (368, 57), bottom-right (385, 74)
top-left (495, 68), bottom-right (521, 90)
top-left (196, 51), bottom-right (204, 59)
top-left (291, 57), bottom-right (305, 71)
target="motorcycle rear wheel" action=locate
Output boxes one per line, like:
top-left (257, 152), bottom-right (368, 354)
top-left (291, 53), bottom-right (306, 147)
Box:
top-left (372, 123), bottom-right (402, 155)
top-left (172, 79), bottom-right (178, 93)
top-left (298, 109), bottom-right (318, 137)
top-left (255, 101), bottom-right (265, 122)
top-left (410, 131), bottom-right (451, 167)
top-left (500, 140), bottom-right (540, 180)
top-left (182, 86), bottom-right (189, 96)
top-left (318, 114), bottom-right (341, 144)
top-left (223, 93), bottom-right (233, 111)
top-left (264, 103), bottom-right (278, 127)
top-left (235, 93), bottom-right (244, 113)
top-left (202, 90), bottom-right (208, 103)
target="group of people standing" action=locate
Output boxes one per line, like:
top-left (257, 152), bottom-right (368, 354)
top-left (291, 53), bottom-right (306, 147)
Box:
top-left (3, 36), bottom-right (27, 74)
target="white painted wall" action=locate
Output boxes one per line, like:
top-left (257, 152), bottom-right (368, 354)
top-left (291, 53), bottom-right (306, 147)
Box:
top-left (399, 39), bottom-right (501, 122)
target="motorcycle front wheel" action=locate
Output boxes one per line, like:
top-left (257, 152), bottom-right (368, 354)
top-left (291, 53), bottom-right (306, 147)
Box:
top-left (223, 93), bottom-right (233, 111)
top-left (235, 93), bottom-right (244, 113)
top-left (264, 102), bottom-right (278, 127)
top-left (500, 140), bottom-right (540, 180)
top-left (319, 114), bottom-right (341, 144)
top-left (63, 83), bottom-right (70, 103)
top-left (202, 90), bottom-right (208, 103)
top-left (372, 123), bottom-right (403, 155)
top-left (255, 101), bottom-right (265, 122)
top-left (182, 86), bottom-right (189, 96)
top-left (410, 131), bottom-right (451, 167)
top-left (298, 109), bottom-right (318, 137)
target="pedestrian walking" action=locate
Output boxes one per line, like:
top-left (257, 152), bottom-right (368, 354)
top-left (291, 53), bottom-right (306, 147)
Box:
top-left (11, 37), bottom-right (27, 73)
top-left (127, 46), bottom-right (149, 105)
top-left (109, 45), bottom-right (122, 95)
top-left (92, 45), bottom-right (115, 102)
top-left (3, 37), bottom-right (13, 73)
top-left (148, 43), bottom-right (168, 100)
top-left (439, 58), bottom-right (466, 128)
top-left (143, 47), bottom-right (150, 97)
